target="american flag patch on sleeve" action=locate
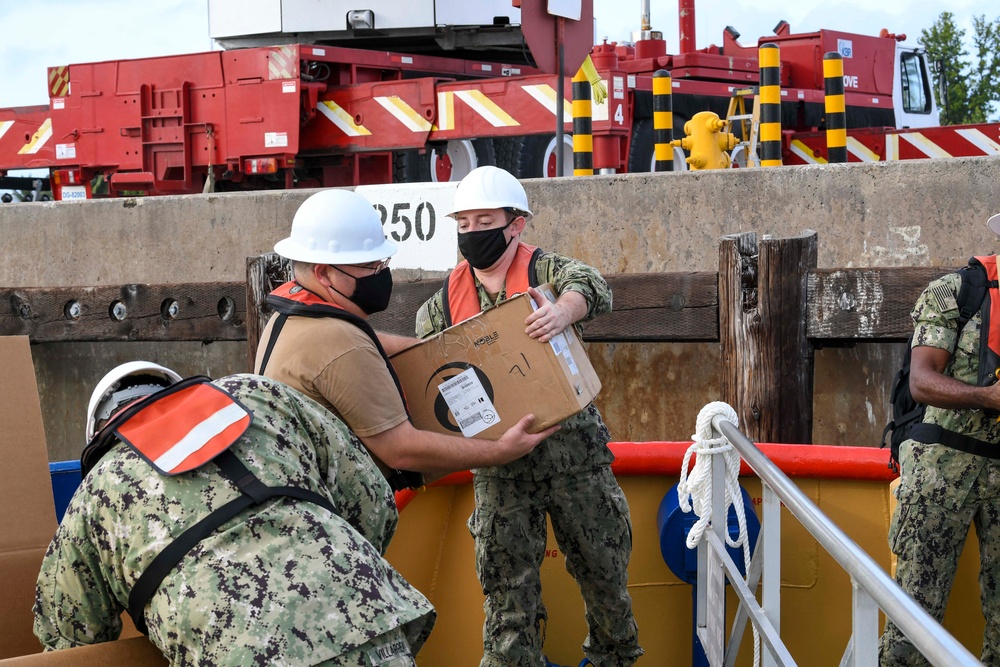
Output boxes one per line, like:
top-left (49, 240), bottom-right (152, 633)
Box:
top-left (930, 284), bottom-right (958, 314)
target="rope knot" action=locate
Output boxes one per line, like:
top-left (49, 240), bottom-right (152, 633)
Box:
top-left (677, 401), bottom-right (745, 549)
top-left (678, 401), bottom-right (761, 666)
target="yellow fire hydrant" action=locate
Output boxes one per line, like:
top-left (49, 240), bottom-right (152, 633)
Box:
top-left (672, 111), bottom-right (739, 170)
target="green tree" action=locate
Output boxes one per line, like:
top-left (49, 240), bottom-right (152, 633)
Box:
top-left (920, 12), bottom-right (1000, 125)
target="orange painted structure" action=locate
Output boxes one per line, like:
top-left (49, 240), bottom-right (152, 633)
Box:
top-left (386, 442), bottom-right (985, 665)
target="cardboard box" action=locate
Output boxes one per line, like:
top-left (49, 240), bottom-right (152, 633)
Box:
top-left (0, 337), bottom-right (163, 666)
top-left (0, 638), bottom-right (166, 666)
top-left (390, 286), bottom-right (602, 439)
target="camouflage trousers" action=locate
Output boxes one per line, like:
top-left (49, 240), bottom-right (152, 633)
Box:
top-left (878, 465), bottom-right (1000, 666)
top-left (468, 466), bottom-right (643, 667)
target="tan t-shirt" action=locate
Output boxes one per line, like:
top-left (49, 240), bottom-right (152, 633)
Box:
top-left (254, 314), bottom-right (408, 437)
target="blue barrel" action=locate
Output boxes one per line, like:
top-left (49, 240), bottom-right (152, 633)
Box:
top-left (656, 482), bottom-right (761, 584)
top-left (49, 460), bottom-right (83, 523)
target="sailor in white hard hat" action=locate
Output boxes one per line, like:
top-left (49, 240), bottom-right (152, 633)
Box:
top-left (256, 187), bottom-right (557, 491)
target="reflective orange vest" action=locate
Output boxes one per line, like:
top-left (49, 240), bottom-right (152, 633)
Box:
top-left (973, 255), bottom-right (1000, 384)
top-left (116, 381), bottom-right (251, 474)
top-left (442, 243), bottom-right (543, 326)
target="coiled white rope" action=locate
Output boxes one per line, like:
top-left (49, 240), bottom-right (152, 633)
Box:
top-left (677, 401), bottom-right (759, 667)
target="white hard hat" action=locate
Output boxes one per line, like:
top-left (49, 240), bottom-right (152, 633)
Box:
top-left (274, 189), bottom-right (398, 265)
top-left (447, 166), bottom-right (533, 221)
top-left (988, 213), bottom-right (1000, 237)
top-left (85, 361), bottom-right (182, 442)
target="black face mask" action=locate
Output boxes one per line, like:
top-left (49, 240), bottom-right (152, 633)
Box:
top-left (458, 222), bottom-right (513, 270)
top-left (333, 266), bottom-right (394, 315)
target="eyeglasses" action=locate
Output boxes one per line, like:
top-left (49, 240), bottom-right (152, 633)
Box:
top-left (350, 258), bottom-right (391, 274)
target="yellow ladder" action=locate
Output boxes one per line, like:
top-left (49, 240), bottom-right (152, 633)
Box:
top-left (725, 87), bottom-right (760, 168)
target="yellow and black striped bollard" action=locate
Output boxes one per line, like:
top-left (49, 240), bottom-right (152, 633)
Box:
top-left (758, 43), bottom-right (782, 167)
top-left (572, 69), bottom-right (594, 176)
top-left (653, 70), bottom-right (674, 172)
top-left (823, 52), bottom-right (847, 163)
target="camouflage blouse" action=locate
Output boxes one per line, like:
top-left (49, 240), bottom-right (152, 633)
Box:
top-left (414, 249), bottom-right (615, 481)
top-left (902, 272), bottom-right (1000, 512)
top-left (34, 374), bottom-right (435, 666)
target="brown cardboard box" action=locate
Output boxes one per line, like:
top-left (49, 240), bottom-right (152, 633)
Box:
top-left (0, 638), bottom-right (166, 666)
top-left (390, 285), bottom-right (602, 439)
top-left (0, 336), bottom-right (60, 661)
top-left (0, 337), bottom-right (164, 666)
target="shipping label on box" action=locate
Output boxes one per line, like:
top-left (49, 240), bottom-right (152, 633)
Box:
top-left (390, 286), bottom-right (602, 439)
top-left (437, 367), bottom-right (501, 437)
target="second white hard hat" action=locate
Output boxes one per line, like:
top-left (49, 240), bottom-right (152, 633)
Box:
top-left (85, 361), bottom-right (183, 442)
top-left (447, 166), bottom-right (533, 221)
top-left (988, 213), bottom-right (1000, 237)
top-left (274, 189), bottom-right (398, 265)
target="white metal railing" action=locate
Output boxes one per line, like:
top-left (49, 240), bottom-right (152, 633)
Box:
top-left (687, 405), bottom-right (982, 667)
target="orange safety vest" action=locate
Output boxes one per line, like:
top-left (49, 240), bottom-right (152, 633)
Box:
top-left (115, 380), bottom-right (251, 475)
top-left (261, 281), bottom-right (422, 491)
top-left (442, 243), bottom-right (543, 326)
top-left (973, 255), bottom-right (1000, 384)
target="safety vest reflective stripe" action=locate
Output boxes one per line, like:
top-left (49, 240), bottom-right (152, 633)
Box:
top-left (446, 242), bottom-right (539, 324)
top-left (116, 383), bottom-right (251, 475)
top-left (152, 403), bottom-right (248, 471)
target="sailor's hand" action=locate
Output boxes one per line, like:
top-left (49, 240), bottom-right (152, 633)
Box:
top-left (495, 414), bottom-right (559, 462)
top-left (525, 286), bottom-right (572, 342)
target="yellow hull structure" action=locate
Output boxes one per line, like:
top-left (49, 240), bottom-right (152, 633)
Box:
top-left (385, 443), bottom-right (985, 666)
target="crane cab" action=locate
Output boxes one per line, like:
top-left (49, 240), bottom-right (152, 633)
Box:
top-left (894, 44), bottom-right (940, 129)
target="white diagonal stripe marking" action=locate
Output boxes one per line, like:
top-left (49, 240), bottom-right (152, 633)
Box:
top-left (154, 403), bottom-right (247, 471)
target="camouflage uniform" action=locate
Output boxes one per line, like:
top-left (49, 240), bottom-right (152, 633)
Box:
top-left (879, 272), bottom-right (1000, 666)
top-left (416, 251), bottom-right (642, 667)
top-left (34, 374), bottom-right (435, 667)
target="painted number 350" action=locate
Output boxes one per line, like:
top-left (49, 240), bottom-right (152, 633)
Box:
top-left (375, 202), bottom-right (436, 242)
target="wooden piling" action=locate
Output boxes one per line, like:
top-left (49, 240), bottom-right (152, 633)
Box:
top-left (719, 231), bottom-right (817, 442)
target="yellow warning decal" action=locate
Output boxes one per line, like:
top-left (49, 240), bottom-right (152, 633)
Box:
top-left (268, 46), bottom-right (296, 80)
top-left (522, 84), bottom-right (573, 122)
top-left (453, 90), bottom-right (520, 128)
top-left (886, 134), bottom-right (899, 160)
top-left (789, 139), bottom-right (826, 165)
top-left (956, 128), bottom-right (1000, 155)
top-left (375, 97), bottom-right (435, 132)
top-left (48, 67), bottom-right (70, 98)
top-left (317, 101), bottom-right (371, 136)
top-left (847, 137), bottom-right (881, 162)
top-left (899, 132), bottom-right (952, 159)
top-left (19, 119), bottom-right (52, 155)
top-left (0, 120), bottom-right (13, 142)
top-left (436, 92), bottom-right (456, 131)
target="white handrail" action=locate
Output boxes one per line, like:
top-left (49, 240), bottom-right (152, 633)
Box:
top-left (690, 410), bottom-right (981, 666)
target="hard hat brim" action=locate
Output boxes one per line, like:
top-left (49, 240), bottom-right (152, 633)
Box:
top-left (444, 206), bottom-right (534, 222)
top-left (988, 213), bottom-right (1000, 238)
top-left (273, 236), bottom-right (398, 265)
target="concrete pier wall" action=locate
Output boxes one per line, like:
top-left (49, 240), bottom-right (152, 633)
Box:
top-left (3, 157), bottom-right (998, 459)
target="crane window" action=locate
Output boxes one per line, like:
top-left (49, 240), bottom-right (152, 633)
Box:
top-left (900, 52), bottom-right (932, 114)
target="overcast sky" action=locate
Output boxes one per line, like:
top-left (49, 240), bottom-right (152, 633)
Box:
top-left (0, 0), bottom-right (990, 109)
